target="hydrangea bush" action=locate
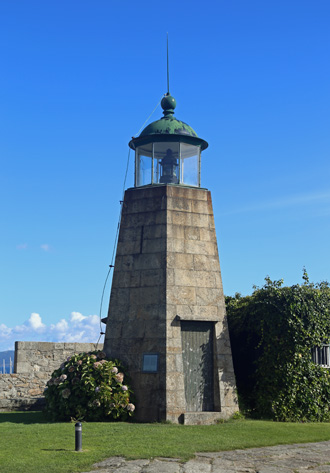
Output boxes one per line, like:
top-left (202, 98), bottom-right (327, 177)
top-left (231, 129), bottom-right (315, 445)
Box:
top-left (44, 350), bottom-right (135, 421)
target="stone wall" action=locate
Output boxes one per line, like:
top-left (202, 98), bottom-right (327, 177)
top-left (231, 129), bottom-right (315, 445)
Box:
top-left (0, 341), bottom-right (96, 411)
top-left (0, 373), bottom-right (47, 411)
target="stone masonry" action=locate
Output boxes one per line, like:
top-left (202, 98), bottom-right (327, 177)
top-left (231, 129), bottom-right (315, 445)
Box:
top-left (0, 373), bottom-right (47, 411)
top-left (78, 441), bottom-right (330, 473)
top-left (14, 341), bottom-right (97, 375)
top-left (103, 185), bottom-right (238, 423)
top-left (0, 341), bottom-right (96, 411)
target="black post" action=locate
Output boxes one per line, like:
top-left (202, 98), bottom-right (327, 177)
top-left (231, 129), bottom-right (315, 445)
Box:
top-left (75, 422), bottom-right (82, 452)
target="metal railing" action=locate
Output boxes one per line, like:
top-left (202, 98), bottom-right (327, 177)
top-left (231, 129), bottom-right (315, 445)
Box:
top-left (0, 357), bottom-right (13, 374)
top-left (311, 345), bottom-right (330, 367)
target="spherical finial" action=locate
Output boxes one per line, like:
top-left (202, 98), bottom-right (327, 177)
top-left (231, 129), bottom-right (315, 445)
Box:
top-left (161, 94), bottom-right (176, 118)
top-left (161, 94), bottom-right (176, 111)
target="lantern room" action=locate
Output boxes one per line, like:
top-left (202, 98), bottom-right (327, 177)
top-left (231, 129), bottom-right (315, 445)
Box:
top-left (129, 93), bottom-right (208, 188)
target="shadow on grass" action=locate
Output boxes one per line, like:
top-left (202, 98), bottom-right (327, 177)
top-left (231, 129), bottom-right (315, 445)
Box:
top-left (41, 449), bottom-right (70, 452)
top-left (0, 411), bottom-right (54, 424)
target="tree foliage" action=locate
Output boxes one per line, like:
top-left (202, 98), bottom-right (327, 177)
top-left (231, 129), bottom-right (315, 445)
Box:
top-left (226, 271), bottom-right (330, 421)
top-left (44, 350), bottom-right (135, 422)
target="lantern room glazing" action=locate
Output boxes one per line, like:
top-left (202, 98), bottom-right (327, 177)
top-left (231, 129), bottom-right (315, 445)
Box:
top-left (135, 141), bottom-right (201, 188)
top-left (129, 93), bottom-right (208, 189)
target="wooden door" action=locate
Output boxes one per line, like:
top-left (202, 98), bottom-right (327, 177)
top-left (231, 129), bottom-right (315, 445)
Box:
top-left (181, 321), bottom-right (214, 411)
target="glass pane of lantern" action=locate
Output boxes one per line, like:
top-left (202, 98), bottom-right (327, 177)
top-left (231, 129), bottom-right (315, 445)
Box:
top-left (153, 156), bottom-right (162, 184)
top-left (154, 142), bottom-right (180, 184)
top-left (180, 144), bottom-right (200, 187)
top-left (136, 144), bottom-right (152, 187)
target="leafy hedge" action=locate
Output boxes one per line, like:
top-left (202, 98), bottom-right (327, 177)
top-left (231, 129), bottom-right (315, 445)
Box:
top-left (44, 350), bottom-right (135, 421)
top-left (226, 271), bottom-right (330, 421)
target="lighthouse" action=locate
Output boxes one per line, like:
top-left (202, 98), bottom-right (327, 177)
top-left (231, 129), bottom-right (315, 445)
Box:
top-left (103, 92), bottom-right (238, 424)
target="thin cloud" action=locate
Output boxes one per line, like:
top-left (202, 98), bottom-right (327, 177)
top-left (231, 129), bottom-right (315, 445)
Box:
top-left (0, 324), bottom-right (12, 337)
top-left (16, 243), bottom-right (28, 250)
top-left (0, 312), bottom-right (104, 352)
top-left (40, 244), bottom-right (51, 252)
top-left (221, 191), bottom-right (330, 216)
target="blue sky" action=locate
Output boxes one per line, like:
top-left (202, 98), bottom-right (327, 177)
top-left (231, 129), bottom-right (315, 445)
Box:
top-left (1, 1), bottom-right (329, 351)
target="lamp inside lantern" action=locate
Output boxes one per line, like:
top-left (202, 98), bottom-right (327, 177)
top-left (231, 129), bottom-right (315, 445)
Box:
top-left (160, 148), bottom-right (178, 184)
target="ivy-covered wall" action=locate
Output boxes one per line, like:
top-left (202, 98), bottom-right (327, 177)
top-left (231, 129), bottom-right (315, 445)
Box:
top-left (226, 272), bottom-right (330, 421)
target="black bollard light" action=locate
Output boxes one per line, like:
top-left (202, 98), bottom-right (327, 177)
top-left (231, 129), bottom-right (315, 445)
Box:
top-left (75, 422), bottom-right (82, 452)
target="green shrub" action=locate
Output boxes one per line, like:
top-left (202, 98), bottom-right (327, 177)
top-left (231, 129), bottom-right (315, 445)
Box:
top-left (44, 350), bottom-right (135, 421)
top-left (226, 271), bottom-right (330, 421)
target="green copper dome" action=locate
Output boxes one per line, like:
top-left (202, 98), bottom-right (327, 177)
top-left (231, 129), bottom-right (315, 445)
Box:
top-left (140, 117), bottom-right (198, 138)
top-left (129, 93), bottom-right (208, 151)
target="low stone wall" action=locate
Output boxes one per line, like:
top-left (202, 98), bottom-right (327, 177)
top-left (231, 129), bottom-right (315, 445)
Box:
top-left (14, 341), bottom-right (97, 375)
top-left (0, 373), bottom-right (47, 411)
top-left (0, 341), bottom-right (97, 411)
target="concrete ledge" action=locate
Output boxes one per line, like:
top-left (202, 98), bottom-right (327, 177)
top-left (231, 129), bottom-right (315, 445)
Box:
top-left (176, 314), bottom-right (221, 322)
top-left (183, 412), bottom-right (223, 425)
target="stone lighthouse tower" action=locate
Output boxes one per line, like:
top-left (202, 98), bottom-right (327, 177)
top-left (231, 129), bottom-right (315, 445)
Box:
top-left (103, 93), bottom-right (238, 424)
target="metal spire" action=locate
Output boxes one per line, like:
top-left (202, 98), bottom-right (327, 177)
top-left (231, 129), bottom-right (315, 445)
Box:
top-left (167, 32), bottom-right (170, 95)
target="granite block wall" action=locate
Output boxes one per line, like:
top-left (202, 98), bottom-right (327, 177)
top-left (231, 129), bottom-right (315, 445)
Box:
top-left (104, 185), bottom-right (238, 424)
top-left (0, 341), bottom-right (96, 411)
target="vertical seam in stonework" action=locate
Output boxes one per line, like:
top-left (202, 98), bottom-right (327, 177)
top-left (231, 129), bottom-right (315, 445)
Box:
top-left (164, 186), bottom-right (168, 313)
top-left (164, 187), bottom-right (168, 400)
top-left (140, 225), bottom-right (144, 254)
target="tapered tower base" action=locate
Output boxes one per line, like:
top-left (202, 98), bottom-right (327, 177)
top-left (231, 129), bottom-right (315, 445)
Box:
top-left (103, 185), bottom-right (238, 423)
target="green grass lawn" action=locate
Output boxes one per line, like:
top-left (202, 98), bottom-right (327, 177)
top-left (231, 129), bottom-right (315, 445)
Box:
top-left (1, 412), bottom-right (330, 473)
